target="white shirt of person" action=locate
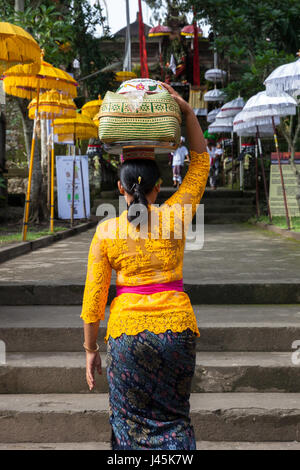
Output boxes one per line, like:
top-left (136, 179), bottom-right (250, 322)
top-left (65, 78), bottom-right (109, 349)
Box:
top-left (172, 145), bottom-right (189, 166)
top-left (215, 148), bottom-right (223, 157)
top-left (207, 145), bottom-right (216, 166)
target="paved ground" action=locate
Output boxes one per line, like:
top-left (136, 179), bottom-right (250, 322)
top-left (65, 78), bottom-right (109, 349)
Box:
top-left (0, 224), bottom-right (299, 284)
top-left (1, 304), bottom-right (300, 327)
top-left (1, 441), bottom-right (300, 450)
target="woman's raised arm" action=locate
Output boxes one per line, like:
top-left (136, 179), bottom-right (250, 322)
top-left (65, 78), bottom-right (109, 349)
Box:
top-left (161, 82), bottom-right (206, 154)
top-left (160, 83), bottom-right (210, 213)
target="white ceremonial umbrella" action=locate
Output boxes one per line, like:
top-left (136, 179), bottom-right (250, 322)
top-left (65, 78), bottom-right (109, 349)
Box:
top-left (242, 91), bottom-right (297, 118)
top-left (233, 112), bottom-right (281, 223)
top-left (239, 91), bottom-right (296, 229)
top-left (218, 104), bottom-right (242, 191)
top-left (218, 97), bottom-right (245, 118)
top-left (217, 97), bottom-right (245, 191)
top-left (238, 121), bottom-right (274, 222)
top-left (207, 107), bottom-right (222, 123)
top-left (233, 110), bottom-right (280, 131)
top-left (208, 110), bottom-right (234, 189)
top-left (264, 57), bottom-right (300, 97)
top-left (205, 68), bottom-right (227, 83)
top-left (235, 124), bottom-right (275, 137)
top-left (204, 88), bottom-right (227, 102)
top-left (208, 116), bottom-right (233, 133)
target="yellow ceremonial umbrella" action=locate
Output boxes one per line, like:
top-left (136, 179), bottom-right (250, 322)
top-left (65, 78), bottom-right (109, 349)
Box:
top-left (4, 60), bottom-right (78, 99)
top-left (115, 71), bottom-right (137, 82)
top-left (28, 90), bottom-right (77, 120)
top-left (52, 114), bottom-right (97, 225)
top-left (0, 22), bottom-right (41, 75)
top-left (81, 95), bottom-right (103, 119)
top-left (92, 112), bottom-right (99, 128)
top-left (28, 90), bottom-right (77, 233)
top-left (3, 59), bottom-right (78, 240)
top-left (53, 113), bottom-right (97, 142)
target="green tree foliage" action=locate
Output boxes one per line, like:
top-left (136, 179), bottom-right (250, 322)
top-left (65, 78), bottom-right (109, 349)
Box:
top-left (0, 0), bottom-right (118, 101)
top-left (145, 0), bottom-right (300, 99)
top-left (145, 0), bottom-right (187, 25)
top-left (184, 0), bottom-right (300, 99)
top-left (70, 0), bottom-right (116, 104)
top-left (0, 0), bottom-right (117, 221)
top-left (0, 1), bottom-right (74, 66)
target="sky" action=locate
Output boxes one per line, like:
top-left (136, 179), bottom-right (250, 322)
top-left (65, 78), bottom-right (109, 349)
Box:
top-left (90, 0), bottom-right (154, 35)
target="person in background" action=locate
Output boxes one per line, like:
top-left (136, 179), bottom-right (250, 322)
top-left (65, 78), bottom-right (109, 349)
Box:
top-left (213, 142), bottom-right (223, 189)
top-left (171, 136), bottom-right (189, 188)
top-left (207, 140), bottom-right (218, 190)
top-left (215, 142), bottom-right (223, 160)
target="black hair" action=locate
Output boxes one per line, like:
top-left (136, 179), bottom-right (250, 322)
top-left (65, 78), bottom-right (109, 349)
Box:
top-left (119, 159), bottom-right (160, 224)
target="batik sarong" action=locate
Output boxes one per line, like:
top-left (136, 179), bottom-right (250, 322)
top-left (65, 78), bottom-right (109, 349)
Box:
top-left (106, 328), bottom-right (197, 450)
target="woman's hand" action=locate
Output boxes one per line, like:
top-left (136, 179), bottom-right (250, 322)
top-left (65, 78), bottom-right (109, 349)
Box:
top-left (160, 81), bottom-right (206, 156)
top-left (159, 82), bottom-right (193, 116)
top-left (86, 350), bottom-right (102, 391)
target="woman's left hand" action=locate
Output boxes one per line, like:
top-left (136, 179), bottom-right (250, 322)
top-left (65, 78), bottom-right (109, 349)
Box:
top-left (86, 351), bottom-right (102, 391)
top-left (159, 82), bottom-right (193, 116)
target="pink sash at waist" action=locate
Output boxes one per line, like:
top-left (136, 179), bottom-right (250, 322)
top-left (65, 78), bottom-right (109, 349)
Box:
top-left (116, 279), bottom-right (184, 297)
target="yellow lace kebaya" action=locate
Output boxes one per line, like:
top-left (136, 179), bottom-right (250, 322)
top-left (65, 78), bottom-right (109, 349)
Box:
top-left (81, 150), bottom-right (210, 342)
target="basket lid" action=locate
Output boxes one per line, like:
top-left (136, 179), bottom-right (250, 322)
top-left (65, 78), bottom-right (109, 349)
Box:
top-left (116, 79), bottom-right (165, 95)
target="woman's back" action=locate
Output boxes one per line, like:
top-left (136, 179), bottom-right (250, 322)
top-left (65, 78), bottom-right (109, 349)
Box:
top-left (81, 82), bottom-right (210, 450)
top-left (81, 150), bottom-right (210, 341)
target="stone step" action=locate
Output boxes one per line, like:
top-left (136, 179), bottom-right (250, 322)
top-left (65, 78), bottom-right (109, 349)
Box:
top-left (202, 206), bottom-right (253, 214)
top-left (1, 351), bottom-right (300, 394)
top-left (158, 198), bottom-right (255, 207)
top-left (93, 198), bottom-right (254, 216)
top-left (100, 189), bottom-right (255, 201)
top-left (95, 210), bottom-right (253, 224)
top-left (0, 393), bottom-right (300, 443)
top-left (161, 204), bottom-right (255, 214)
top-left (1, 305), bottom-right (300, 352)
top-left (200, 206), bottom-right (253, 214)
top-left (203, 214), bottom-right (252, 224)
top-left (158, 189), bottom-right (255, 200)
top-left (94, 197), bottom-right (255, 207)
top-left (1, 282), bottom-right (299, 306)
top-left (1, 441), bottom-right (300, 450)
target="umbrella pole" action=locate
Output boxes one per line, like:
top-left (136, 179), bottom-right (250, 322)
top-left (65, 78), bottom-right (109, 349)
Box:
top-left (79, 156), bottom-right (87, 220)
top-left (256, 126), bottom-right (272, 223)
top-left (47, 121), bottom-right (51, 210)
top-left (231, 131), bottom-right (234, 189)
top-left (271, 116), bottom-right (291, 230)
top-left (239, 136), bottom-right (243, 191)
top-left (76, 138), bottom-right (87, 220)
top-left (50, 120), bottom-right (55, 233)
top-left (255, 133), bottom-right (260, 218)
top-left (222, 139), bottom-right (226, 186)
top-left (22, 81), bottom-right (40, 241)
top-left (71, 138), bottom-right (76, 227)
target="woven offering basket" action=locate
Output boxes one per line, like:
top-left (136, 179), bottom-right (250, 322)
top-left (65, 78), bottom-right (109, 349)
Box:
top-left (98, 82), bottom-right (182, 152)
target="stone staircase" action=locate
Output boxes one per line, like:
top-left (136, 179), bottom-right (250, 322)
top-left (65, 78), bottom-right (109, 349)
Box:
top-left (1, 303), bottom-right (300, 448)
top-left (93, 188), bottom-right (256, 224)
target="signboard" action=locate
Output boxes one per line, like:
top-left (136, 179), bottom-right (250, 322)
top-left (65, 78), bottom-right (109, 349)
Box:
top-left (0, 80), bottom-right (5, 105)
top-left (56, 155), bottom-right (90, 219)
top-left (269, 155), bottom-right (300, 217)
